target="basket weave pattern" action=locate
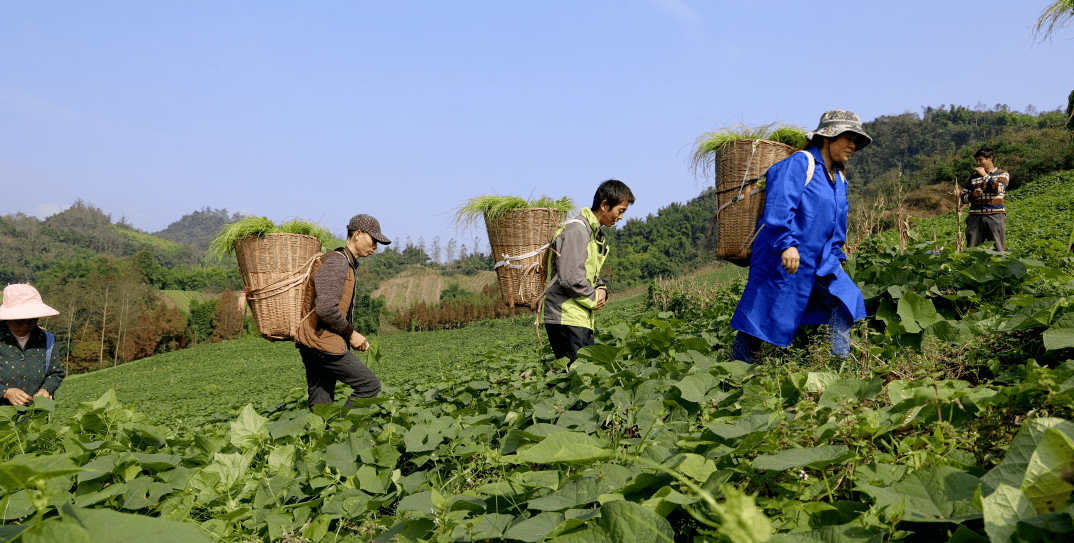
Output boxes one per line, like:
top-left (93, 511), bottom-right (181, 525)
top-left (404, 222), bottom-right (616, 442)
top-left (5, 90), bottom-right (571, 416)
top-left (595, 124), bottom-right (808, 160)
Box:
top-left (235, 233), bottom-right (323, 340)
top-left (485, 208), bottom-right (567, 308)
top-left (714, 139), bottom-right (796, 265)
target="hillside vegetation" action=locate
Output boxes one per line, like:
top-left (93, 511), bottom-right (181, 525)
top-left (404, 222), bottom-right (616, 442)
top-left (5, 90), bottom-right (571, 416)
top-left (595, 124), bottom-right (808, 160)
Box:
top-left (8, 152), bottom-right (1073, 541)
top-left (372, 268), bottom-right (498, 311)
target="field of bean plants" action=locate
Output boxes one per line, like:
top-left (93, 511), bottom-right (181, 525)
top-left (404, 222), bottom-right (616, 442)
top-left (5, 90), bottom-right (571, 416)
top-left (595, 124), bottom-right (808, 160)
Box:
top-left (1, 171), bottom-right (1073, 542)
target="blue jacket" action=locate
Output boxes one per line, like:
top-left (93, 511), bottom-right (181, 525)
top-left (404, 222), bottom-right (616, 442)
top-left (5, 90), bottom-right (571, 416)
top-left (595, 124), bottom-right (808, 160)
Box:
top-left (730, 147), bottom-right (866, 346)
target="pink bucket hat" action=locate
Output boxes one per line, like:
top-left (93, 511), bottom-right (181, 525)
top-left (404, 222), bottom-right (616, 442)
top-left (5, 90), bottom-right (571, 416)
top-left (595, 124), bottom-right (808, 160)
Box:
top-left (0, 284), bottom-right (60, 320)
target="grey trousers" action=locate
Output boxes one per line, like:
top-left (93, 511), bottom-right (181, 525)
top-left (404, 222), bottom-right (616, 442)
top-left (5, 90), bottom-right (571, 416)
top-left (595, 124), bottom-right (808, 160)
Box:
top-left (966, 213), bottom-right (1006, 252)
top-left (297, 344), bottom-right (381, 409)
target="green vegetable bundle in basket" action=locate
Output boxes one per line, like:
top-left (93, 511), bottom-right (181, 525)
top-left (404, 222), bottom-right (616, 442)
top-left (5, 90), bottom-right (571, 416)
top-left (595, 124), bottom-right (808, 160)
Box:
top-left (690, 123), bottom-right (807, 266)
top-left (208, 217), bottom-right (334, 340)
top-left (455, 196), bottom-right (574, 308)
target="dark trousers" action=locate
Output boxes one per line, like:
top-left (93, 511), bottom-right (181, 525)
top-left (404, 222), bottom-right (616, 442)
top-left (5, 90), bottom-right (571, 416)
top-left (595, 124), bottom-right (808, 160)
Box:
top-left (297, 344), bottom-right (381, 409)
top-left (544, 323), bottom-right (594, 363)
top-left (966, 213), bottom-right (1006, 252)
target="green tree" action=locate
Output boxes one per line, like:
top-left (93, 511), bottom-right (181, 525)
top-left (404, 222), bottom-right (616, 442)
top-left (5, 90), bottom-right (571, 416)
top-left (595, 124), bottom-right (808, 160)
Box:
top-left (351, 291), bottom-right (385, 336)
top-left (209, 291), bottom-right (243, 342)
top-left (1066, 89), bottom-right (1074, 131)
top-left (188, 298), bottom-right (217, 345)
top-left (1030, 0), bottom-right (1074, 43)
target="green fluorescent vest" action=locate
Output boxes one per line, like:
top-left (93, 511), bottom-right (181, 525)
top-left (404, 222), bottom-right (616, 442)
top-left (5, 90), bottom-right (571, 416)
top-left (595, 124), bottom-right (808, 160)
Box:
top-left (542, 207), bottom-right (609, 330)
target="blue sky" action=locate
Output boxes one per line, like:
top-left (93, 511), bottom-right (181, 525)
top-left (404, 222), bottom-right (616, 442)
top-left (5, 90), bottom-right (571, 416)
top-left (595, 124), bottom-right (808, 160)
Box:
top-left (2, 1), bottom-right (1071, 253)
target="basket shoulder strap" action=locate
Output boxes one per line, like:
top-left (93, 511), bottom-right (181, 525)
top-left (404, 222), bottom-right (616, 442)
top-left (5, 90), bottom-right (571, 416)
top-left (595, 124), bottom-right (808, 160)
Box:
top-left (44, 331), bottom-right (55, 373)
top-left (798, 150), bottom-right (816, 187)
top-left (540, 217), bottom-right (591, 294)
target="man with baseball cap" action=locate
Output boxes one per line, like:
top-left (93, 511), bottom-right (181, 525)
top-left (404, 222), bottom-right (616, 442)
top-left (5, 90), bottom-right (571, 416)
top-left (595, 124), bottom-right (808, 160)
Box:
top-left (294, 214), bottom-right (390, 410)
top-left (1, 284), bottom-right (65, 406)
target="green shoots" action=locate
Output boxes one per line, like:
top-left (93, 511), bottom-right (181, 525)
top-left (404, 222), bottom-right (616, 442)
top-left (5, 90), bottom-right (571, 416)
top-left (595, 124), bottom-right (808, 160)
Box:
top-left (206, 216), bottom-right (334, 263)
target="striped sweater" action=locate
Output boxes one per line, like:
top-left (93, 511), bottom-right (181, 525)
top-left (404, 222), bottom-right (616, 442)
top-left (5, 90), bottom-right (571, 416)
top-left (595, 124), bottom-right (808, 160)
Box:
top-left (962, 169), bottom-right (1009, 215)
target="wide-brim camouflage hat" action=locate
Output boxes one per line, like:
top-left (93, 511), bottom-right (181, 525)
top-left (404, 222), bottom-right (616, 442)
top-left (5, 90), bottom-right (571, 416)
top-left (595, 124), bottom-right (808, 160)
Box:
top-left (805, 110), bottom-right (873, 149)
top-left (347, 214), bottom-right (391, 244)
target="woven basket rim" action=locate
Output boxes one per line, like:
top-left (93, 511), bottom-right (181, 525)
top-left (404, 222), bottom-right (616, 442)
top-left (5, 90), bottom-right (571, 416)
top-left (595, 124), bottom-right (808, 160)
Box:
top-left (713, 137), bottom-right (798, 154)
top-left (234, 232), bottom-right (322, 243)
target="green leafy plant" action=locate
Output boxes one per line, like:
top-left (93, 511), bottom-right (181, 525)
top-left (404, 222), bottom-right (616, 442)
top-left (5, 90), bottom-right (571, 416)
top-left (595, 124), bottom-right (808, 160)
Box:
top-left (205, 216), bottom-right (333, 262)
top-left (452, 194), bottom-right (575, 230)
top-left (689, 121), bottom-right (808, 178)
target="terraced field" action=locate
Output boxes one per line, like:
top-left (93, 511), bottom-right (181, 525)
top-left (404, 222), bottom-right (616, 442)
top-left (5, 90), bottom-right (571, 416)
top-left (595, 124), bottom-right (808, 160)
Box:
top-left (372, 266), bottom-right (497, 310)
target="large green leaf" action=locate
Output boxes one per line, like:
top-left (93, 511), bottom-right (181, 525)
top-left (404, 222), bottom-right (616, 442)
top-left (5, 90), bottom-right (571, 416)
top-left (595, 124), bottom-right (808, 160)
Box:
top-left (0, 454), bottom-right (81, 491)
top-left (856, 466), bottom-right (982, 523)
top-left (229, 404), bottom-right (268, 450)
top-left (1022, 428), bottom-right (1074, 515)
top-left (675, 373), bottom-right (721, 404)
top-left (515, 432), bottom-right (615, 464)
top-left (983, 418), bottom-right (1074, 492)
top-left (549, 500), bottom-right (675, 543)
top-left (448, 513), bottom-right (515, 540)
top-left (1043, 313), bottom-right (1074, 350)
top-left (576, 345), bottom-right (621, 366)
top-left (714, 485), bottom-right (773, 543)
top-left (753, 446), bottom-right (851, 471)
top-left (896, 291), bottom-right (943, 334)
top-left (503, 512), bottom-right (566, 543)
top-left (982, 484), bottom-right (1036, 543)
top-left (768, 523), bottom-right (882, 543)
top-left (528, 477), bottom-right (609, 511)
top-left (267, 409), bottom-right (308, 441)
top-left (55, 503), bottom-right (213, 542)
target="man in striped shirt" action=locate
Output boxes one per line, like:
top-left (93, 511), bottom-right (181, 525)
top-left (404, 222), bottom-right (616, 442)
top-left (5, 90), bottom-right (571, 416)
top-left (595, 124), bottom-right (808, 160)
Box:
top-left (961, 147), bottom-right (1009, 251)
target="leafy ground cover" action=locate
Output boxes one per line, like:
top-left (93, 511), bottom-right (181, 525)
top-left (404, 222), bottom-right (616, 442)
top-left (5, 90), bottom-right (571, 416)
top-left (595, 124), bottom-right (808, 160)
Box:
top-left (4, 296), bottom-right (1073, 542)
top-left (3, 179), bottom-right (1073, 541)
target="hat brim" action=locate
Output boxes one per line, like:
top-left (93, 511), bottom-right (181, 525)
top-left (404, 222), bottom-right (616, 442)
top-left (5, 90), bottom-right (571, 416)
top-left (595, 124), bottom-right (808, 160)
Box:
top-left (370, 232), bottom-right (391, 245)
top-left (0, 304), bottom-right (59, 320)
top-left (806, 126), bottom-right (873, 150)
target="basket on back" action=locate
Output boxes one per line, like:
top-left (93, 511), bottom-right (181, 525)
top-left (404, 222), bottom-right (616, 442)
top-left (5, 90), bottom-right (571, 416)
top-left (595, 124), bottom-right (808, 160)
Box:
top-left (235, 233), bottom-right (323, 340)
top-left (486, 208), bottom-right (567, 308)
top-left (714, 139), bottom-right (797, 266)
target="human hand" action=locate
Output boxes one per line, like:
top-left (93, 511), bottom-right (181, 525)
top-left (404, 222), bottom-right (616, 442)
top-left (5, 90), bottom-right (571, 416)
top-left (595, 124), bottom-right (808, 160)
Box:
top-left (781, 247), bottom-right (800, 274)
top-left (596, 289), bottom-right (607, 310)
top-left (973, 188), bottom-right (983, 198)
top-left (974, 167), bottom-right (988, 177)
top-left (3, 387), bottom-right (33, 406)
top-left (34, 389), bottom-right (52, 400)
top-left (349, 331), bottom-right (369, 351)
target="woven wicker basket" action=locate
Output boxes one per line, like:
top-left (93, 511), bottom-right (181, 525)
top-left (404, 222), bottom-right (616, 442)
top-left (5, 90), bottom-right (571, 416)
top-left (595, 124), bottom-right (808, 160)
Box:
top-left (713, 139), bottom-right (797, 266)
top-left (235, 233), bottom-right (323, 340)
top-left (485, 208), bottom-right (567, 308)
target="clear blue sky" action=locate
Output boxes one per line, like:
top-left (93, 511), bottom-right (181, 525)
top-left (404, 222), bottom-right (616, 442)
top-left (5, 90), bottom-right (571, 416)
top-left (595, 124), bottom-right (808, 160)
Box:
top-left (3, 1), bottom-right (1071, 254)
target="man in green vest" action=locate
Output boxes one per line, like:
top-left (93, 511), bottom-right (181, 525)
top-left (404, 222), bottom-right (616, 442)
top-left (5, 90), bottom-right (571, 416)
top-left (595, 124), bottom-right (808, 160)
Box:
top-left (542, 180), bottom-right (634, 366)
top-left (295, 214), bottom-right (390, 409)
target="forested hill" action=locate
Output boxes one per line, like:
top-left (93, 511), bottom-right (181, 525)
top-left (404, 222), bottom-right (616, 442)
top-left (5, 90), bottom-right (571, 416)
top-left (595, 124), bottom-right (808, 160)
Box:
top-left (602, 188), bottom-right (718, 288)
top-left (847, 102), bottom-right (1073, 197)
top-left (0, 201), bottom-right (236, 290)
top-left (152, 207), bottom-right (245, 250)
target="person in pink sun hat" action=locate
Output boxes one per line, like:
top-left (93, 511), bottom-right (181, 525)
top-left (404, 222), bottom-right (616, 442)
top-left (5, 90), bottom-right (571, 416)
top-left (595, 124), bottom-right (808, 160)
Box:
top-left (0, 284), bottom-right (65, 406)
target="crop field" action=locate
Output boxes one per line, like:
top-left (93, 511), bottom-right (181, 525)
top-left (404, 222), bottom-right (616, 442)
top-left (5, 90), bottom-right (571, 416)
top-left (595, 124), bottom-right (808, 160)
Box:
top-left (372, 267), bottom-right (498, 310)
top-left (2, 170), bottom-right (1073, 542)
top-left (161, 290), bottom-right (216, 315)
